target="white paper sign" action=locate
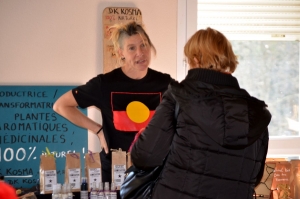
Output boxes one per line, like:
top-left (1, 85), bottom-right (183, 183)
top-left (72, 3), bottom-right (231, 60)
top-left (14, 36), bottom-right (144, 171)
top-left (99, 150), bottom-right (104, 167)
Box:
top-left (68, 168), bottom-right (81, 189)
top-left (113, 164), bottom-right (126, 186)
top-left (44, 170), bottom-right (57, 191)
top-left (88, 168), bottom-right (101, 188)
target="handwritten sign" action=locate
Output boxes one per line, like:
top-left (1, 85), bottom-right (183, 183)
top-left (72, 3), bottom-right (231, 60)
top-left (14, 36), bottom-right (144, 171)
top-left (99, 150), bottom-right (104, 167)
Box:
top-left (273, 162), bottom-right (291, 185)
top-left (271, 162), bottom-right (292, 198)
top-left (102, 7), bottom-right (143, 73)
top-left (0, 86), bottom-right (88, 189)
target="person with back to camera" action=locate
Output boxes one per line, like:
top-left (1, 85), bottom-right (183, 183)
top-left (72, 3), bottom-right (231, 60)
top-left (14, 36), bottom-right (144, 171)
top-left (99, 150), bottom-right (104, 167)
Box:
top-left (53, 21), bottom-right (173, 198)
top-left (130, 27), bottom-right (272, 199)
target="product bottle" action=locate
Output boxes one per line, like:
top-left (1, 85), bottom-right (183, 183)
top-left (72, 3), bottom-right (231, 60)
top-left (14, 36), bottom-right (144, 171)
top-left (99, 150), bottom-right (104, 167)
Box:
top-left (90, 181), bottom-right (98, 199)
top-left (110, 182), bottom-right (117, 199)
top-left (52, 183), bottom-right (62, 199)
top-left (104, 182), bottom-right (110, 199)
top-left (97, 182), bottom-right (104, 199)
top-left (66, 183), bottom-right (73, 199)
top-left (80, 177), bottom-right (88, 199)
top-left (61, 183), bottom-right (72, 199)
top-left (61, 184), bottom-right (67, 199)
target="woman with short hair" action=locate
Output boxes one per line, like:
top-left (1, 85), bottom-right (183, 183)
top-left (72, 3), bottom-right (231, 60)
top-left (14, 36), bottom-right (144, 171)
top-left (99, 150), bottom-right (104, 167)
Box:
top-left (131, 27), bottom-right (272, 199)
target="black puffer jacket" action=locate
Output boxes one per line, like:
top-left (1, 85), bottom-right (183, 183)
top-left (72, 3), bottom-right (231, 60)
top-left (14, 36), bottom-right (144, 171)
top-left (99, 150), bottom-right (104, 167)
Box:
top-left (131, 69), bottom-right (272, 199)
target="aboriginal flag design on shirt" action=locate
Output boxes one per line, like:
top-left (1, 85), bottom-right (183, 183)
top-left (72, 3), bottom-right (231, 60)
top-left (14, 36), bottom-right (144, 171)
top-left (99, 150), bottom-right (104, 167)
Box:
top-left (111, 92), bottom-right (162, 131)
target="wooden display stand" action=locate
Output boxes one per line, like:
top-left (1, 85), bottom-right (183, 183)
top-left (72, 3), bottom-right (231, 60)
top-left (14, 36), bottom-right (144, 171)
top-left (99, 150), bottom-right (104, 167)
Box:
top-left (254, 158), bottom-right (300, 199)
top-left (102, 7), bottom-right (143, 73)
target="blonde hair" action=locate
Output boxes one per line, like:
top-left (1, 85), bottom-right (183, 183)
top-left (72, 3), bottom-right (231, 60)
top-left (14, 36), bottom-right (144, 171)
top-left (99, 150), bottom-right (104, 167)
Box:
top-left (109, 21), bottom-right (156, 65)
top-left (184, 27), bottom-right (238, 73)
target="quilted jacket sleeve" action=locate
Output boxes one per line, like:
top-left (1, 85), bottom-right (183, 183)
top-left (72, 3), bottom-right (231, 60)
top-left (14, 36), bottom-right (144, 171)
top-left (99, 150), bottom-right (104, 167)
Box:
top-left (131, 89), bottom-right (176, 170)
top-left (255, 128), bottom-right (269, 187)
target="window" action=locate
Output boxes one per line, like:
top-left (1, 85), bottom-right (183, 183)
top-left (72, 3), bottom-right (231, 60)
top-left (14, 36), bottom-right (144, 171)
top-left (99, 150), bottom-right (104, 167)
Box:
top-left (232, 40), bottom-right (299, 137)
top-left (177, 0), bottom-right (300, 157)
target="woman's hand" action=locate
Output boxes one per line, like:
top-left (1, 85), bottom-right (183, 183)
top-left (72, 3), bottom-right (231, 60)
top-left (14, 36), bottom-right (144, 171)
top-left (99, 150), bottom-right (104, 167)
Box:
top-left (97, 130), bottom-right (108, 154)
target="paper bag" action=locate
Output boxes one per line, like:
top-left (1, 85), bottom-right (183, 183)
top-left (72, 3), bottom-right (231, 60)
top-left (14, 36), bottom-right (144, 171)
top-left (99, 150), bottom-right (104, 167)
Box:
top-left (111, 148), bottom-right (126, 190)
top-left (39, 154), bottom-right (57, 194)
top-left (85, 151), bottom-right (101, 191)
top-left (65, 153), bottom-right (81, 192)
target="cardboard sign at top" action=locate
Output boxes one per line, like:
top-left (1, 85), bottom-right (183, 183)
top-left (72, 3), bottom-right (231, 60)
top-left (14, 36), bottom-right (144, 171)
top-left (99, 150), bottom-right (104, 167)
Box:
top-left (102, 7), bottom-right (143, 73)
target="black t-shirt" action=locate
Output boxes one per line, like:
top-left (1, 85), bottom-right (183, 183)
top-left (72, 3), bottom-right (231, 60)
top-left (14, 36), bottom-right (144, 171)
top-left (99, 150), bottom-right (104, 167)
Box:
top-left (72, 67), bottom-right (171, 151)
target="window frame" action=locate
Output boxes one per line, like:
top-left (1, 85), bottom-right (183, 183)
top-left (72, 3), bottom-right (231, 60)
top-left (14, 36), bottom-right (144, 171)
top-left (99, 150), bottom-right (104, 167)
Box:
top-left (177, 0), bottom-right (300, 158)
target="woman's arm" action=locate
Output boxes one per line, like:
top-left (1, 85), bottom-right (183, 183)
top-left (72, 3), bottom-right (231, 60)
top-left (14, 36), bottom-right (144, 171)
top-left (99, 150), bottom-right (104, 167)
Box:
top-left (53, 90), bottom-right (108, 153)
top-left (131, 90), bottom-right (176, 170)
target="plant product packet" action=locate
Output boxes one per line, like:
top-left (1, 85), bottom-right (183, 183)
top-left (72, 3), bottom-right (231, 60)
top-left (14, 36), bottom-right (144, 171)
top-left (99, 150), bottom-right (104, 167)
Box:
top-left (39, 154), bottom-right (57, 194)
top-left (65, 153), bottom-right (81, 192)
top-left (111, 148), bottom-right (126, 190)
top-left (85, 151), bottom-right (101, 191)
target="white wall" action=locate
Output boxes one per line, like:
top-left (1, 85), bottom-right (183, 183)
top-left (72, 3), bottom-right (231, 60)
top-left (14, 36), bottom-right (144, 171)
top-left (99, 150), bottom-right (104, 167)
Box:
top-left (0, 0), bottom-right (178, 152)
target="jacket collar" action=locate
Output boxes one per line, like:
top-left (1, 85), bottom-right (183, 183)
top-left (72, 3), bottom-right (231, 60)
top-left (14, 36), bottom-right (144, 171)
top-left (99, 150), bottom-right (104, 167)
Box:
top-left (186, 68), bottom-right (240, 88)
